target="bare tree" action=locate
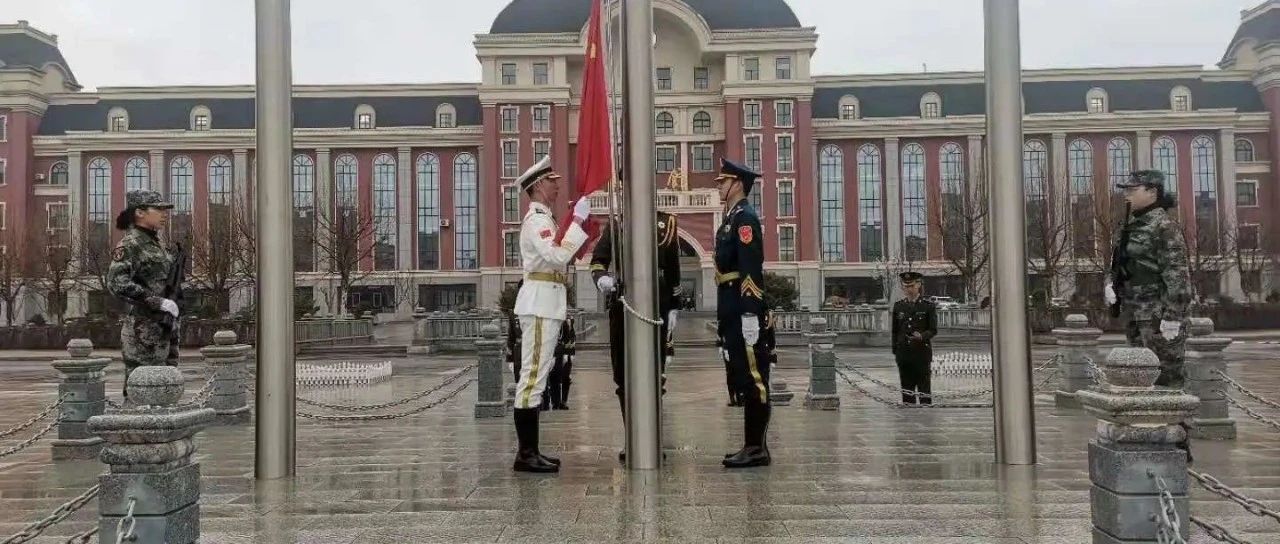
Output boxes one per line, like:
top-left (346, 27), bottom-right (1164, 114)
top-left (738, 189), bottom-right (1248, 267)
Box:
top-left (934, 171), bottom-right (990, 302)
top-left (1024, 175), bottom-right (1074, 302)
top-left (389, 270), bottom-right (421, 314)
top-left (0, 229), bottom-right (31, 326)
top-left (1219, 223), bottom-right (1270, 302)
top-left (27, 229), bottom-right (74, 324)
top-left (73, 222), bottom-right (123, 318)
top-left (188, 202), bottom-right (255, 317)
top-left (311, 205), bottom-right (392, 315)
top-left (871, 254), bottom-right (918, 304)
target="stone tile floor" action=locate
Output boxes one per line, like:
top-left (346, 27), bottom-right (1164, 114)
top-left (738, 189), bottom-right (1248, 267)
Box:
top-left (1, 347), bottom-right (1279, 543)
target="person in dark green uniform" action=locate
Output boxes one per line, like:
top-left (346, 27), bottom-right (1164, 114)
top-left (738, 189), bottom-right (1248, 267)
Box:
top-left (891, 271), bottom-right (937, 406)
top-left (713, 158), bottom-right (771, 469)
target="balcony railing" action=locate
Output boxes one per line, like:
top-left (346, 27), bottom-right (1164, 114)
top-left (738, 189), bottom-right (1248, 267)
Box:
top-left (588, 188), bottom-right (721, 214)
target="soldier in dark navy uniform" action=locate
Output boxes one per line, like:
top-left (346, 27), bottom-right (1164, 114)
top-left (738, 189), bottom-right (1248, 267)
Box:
top-left (713, 158), bottom-right (772, 469)
top-left (891, 272), bottom-right (937, 405)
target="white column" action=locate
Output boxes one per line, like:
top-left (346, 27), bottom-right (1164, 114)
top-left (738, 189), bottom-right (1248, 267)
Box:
top-left (314, 149), bottom-right (332, 273)
top-left (233, 149), bottom-right (249, 207)
top-left (149, 150), bottom-right (165, 194)
top-left (397, 146), bottom-right (413, 271)
top-left (884, 137), bottom-right (902, 261)
top-left (678, 141), bottom-right (688, 183)
top-left (66, 151), bottom-right (86, 317)
top-left (1136, 131), bottom-right (1153, 170)
top-left (1051, 133), bottom-right (1074, 299)
top-left (1219, 128), bottom-right (1243, 299)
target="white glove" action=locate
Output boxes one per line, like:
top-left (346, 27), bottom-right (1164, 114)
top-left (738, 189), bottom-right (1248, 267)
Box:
top-left (159, 298), bottom-right (180, 318)
top-left (667, 310), bottom-right (678, 331)
top-left (1160, 320), bottom-right (1181, 342)
top-left (572, 198), bottom-right (592, 222)
top-left (742, 314), bottom-right (760, 346)
top-left (596, 275), bottom-right (616, 294)
top-left (1104, 280), bottom-right (1117, 306)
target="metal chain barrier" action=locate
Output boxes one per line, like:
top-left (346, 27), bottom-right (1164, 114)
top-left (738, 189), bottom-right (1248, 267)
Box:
top-left (188, 371), bottom-right (219, 407)
top-left (105, 398), bottom-right (124, 409)
top-left (297, 365), bottom-right (476, 412)
top-left (840, 363), bottom-right (993, 400)
top-left (1222, 394), bottom-right (1280, 433)
top-left (64, 527), bottom-right (97, 544)
top-left (1150, 471), bottom-right (1187, 544)
top-left (1189, 470), bottom-right (1280, 525)
top-left (297, 378), bottom-right (475, 421)
top-left (835, 367), bottom-right (993, 409)
top-left (0, 395), bottom-right (66, 439)
top-left (1215, 370), bottom-right (1280, 411)
top-left (1086, 356), bottom-right (1103, 385)
top-left (0, 414), bottom-right (62, 458)
top-left (1191, 516), bottom-right (1253, 544)
top-left (0, 484), bottom-right (100, 544)
top-left (619, 296), bottom-right (664, 326)
top-left (115, 497), bottom-right (137, 544)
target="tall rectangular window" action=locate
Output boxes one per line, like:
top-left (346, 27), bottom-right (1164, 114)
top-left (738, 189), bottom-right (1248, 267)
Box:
top-left (901, 144), bottom-right (928, 262)
top-left (775, 57), bottom-right (792, 80)
top-left (743, 57), bottom-right (760, 81)
top-left (656, 146), bottom-right (677, 173)
top-left (777, 179), bottom-right (795, 217)
top-left (503, 185), bottom-right (520, 223)
top-left (416, 153), bottom-right (441, 270)
top-left (744, 135), bottom-right (762, 173)
top-left (1153, 137), bottom-right (1178, 197)
top-left (454, 154), bottom-right (479, 269)
top-left (778, 225), bottom-right (796, 261)
top-left (533, 140), bottom-right (550, 163)
top-left (0, 115), bottom-right (6, 141)
top-left (743, 102), bottom-right (762, 129)
top-left (502, 140), bottom-right (519, 178)
top-left (504, 231), bottom-right (521, 267)
top-left (656, 67), bottom-right (672, 90)
top-left (500, 106), bottom-right (518, 133)
top-left (775, 100), bottom-right (793, 128)
top-left (777, 135), bottom-right (794, 172)
top-left (532, 105), bottom-right (551, 133)
top-left (372, 154), bottom-right (398, 271)
top-left (1237, 180), bottom-right (1258, 206)
top-left (1191, 136), bottom-right (1219, 253)
top-left (533, 62), bottom-right (549, 85)
top-left (0, 159), bottom-right (5, 186)
top-left (856, 145), bottom-right (882, 262)
top-left (693, 67), bottom-right (709, 90)
top-left (47, 203), bottom-right (69, 232)
top-left (501, 63), bottom-right (517, 85)
top-left (691, 145), bottom-right (714, 172)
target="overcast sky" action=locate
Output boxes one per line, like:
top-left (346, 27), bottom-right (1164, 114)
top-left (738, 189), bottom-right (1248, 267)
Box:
top-left (3, 0), bottom-right (1263, 90)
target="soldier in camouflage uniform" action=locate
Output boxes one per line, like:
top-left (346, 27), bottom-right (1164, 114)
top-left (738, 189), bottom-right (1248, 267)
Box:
top-left (1108, 170), bottom-right (1192, 388)
top-left (109, 190), bottom-right (182, 396)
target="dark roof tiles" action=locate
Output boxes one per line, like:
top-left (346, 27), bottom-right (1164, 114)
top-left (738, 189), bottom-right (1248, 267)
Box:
top-left (488, 0), bottom-right (801, 34)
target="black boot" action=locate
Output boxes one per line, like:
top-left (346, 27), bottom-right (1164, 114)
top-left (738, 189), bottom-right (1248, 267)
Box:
top-left (513, 408), bottom-right (558, 473)
top-left (555, 371), bottom-right (571, 410)
top-left (724, 401), bottom-right (771, 468)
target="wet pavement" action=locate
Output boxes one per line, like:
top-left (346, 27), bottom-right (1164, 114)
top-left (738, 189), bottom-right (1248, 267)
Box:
top-left (2, 346), bottom-right (1279, 543)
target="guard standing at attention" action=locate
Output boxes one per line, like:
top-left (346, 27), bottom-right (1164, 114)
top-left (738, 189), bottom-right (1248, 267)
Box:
top-left (511, 156), bottom-right (592, 474)
top-left (891, 272), bottom-right (937, 405)
top-left (108, 190), bottom-right (182, 397)
top-left (713, 158), bottom-right (772, 469)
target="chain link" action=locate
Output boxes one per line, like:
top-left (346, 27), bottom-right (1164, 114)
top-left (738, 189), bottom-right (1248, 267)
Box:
top-left (619, 296), bottom-right (665, 326)
top-left (835, 368), bottom-right (993, 409)
top-left (0, 484), bottom-right (100, 544)
top-left (105, 398), bottom-right (124, 409)
top-left (1191, 516), bottom-right (1253, 544)
top-left (840, 364), bottom-right (994, 400)
top-left (1150, 471), bottom-right (1187, 544)
top-left (1088, 357), bottom-right (1104, 385)
top-left (297, 378), bottom-right (474, 421)
top-left (188, 371), bottom-right (219, 407)
top-left (1223, 394), bottom-right (1280, 433)
top-left (1189, 469), bottom-right (1280, 524)
top-left (1033, 367), bottom-right (1060, 392)
top-left (297, 365), bottom-right (476, 412)
top-left (0, 395), bottom-right (66, 439)
top-left (1215, 370), bottom-right (1280, 411)
top-left (64, 527), bottom-right (97, 544)
top-left (115, 497), bottom-right (137, 544)
top-left (0, 414), bottom-right (62, 458)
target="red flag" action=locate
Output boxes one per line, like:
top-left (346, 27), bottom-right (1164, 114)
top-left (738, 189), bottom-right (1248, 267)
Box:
top-left (556, 0), bottom-right (611, 258)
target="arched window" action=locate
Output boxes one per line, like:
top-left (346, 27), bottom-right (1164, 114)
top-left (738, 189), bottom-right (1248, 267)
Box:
top-left (1023, 140), bottom-right (1049, 260)
top-left (107, 107), bottom-right (128, 132)
top-left (692, 111), bottom-right (712, 134)
top-left (1235, 138), bottom-right (1256, 163)
top-left (49, 162), bottom-right (68, 185)
top-left (838, 95), bottom-right (860, 120)
top-left (901, 143), bottom-right (928, 260)
top-left (125, 156), bottom-right (149, 191)
top-left (207, 155), bottom-right (233, 234)
top-left (86, 157), bottom-right (111, 246)
top-left (939, 142), bottom-right (965, 261)
top-left (1191, 135), bottom-right (1219, 251)
top-left (292, 154), bottom-right (316, 272)
top-left (1107, 138), bottom-right (1133, 189)
top-left (919, 92), bottom-right (942, 119)
top-left (818, 144), bottom-right (845, 262)
top-left (454, 153), bottom-right (479, 269)
top-left (372, 154), bottom-right (398, 270)
top-left (334, 154), bottom-right (358, 216)
top-left (856, 145), bottom-right (882, 262)
top-left (354, 104), bottom-right (376, 129)
top-left (190, 105), bottom-right (211, 131)
top-left (436, 103), bottom-right (457, 128)
top-left (169, 156), bottom-right (195, 244)
top-left (1153, 137), bottom-right (1178, 196)
top-left (1068, 139), bottom-right (1095, 258)
top-left (1086, 88), bottom-right (1109, 114)
top-left (656, 111), bottom-right (674, 135)
top-left (1170, 85), bottom-right (1193, 112)
top-left (416, 153), bottom-right (441, 270)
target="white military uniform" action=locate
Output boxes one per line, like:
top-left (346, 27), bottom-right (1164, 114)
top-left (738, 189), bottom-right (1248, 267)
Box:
top-left (514, 200), bottom-right (588, 409)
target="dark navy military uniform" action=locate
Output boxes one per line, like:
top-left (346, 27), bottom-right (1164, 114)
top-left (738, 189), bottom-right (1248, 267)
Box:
top-left (546, 317), bottom-right (576, 410)
top-left (891, 291), bottom-right (937, 405)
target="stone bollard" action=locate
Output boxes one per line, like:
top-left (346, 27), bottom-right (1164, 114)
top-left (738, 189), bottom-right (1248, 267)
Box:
top-left (50, 339), bottom-right (111, 460)
top-left (1185, 317), bottom-right (1236, 440)
top-left (199, 331), bottom-right (252, 425)
top-left (408, 307), bottom-right (430, 355)
top-left (1054, 314), bottom-right (1104, 409)
top-left (475, 322), bottom-right (506, 418)
top-left (769, 363), bottom-right (794, 406)
top-left (803, 317), bottom-right (840, 410)
top-left (1077, 347), bottom-right (1199, 544)
top-left (88, 366), bottom-right (214, 544)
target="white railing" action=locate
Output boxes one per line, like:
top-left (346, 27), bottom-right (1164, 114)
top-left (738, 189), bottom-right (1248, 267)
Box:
top-left (588, 189), bottom-right (720, 214)
top-left (774, 308), bottom-right (991, 333)
top-left (296, 361), bottom-right (393, 387)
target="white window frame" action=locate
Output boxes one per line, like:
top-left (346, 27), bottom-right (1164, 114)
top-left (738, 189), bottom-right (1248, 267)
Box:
top-left (1236, 179), bottom-right (1259, 208)
top-left (436, 103), bottom-right (457, 128)
top-left (775, 56), bottom-right (792, 80)
top-left (48, 161), bottom-right (69, 186)
top-left (190, 105), bottom-right (212, 131)
top-left (744, 134), bottom-right (763, 173)
top-left (776, 178), bottom-right (796, 218)
top-left (502, 184), bottom-right (521, 224)
top-left (532, 138), bottom-right (552, 163)
top-left (500, 106), bottom-right (519, 134)
top-left (1235, 138), bottom-right (1256, 163)
top-left (500, 63), bottom-right (518, 85)
top-left (776, 134), bottom-right (795, 173)
top-left (1239, 223), bottom-right (1261, 252)
top-left (691, 110), bottom-right (712, 134)
top-left (503, 229), bottom-right (522, 268)
top-left (354, 104), bottom-right (376, 129)
top-left (1086, 88), bottom-right (1108, 114)
top-left (533, 62), bottom-right (550, 86)
top-left (46, 202), bottom-right (69, 233)
top-left (0, 158), bottom-right (5, 187)
top-left (777, 224), bottom-right (797, 261)
top-left (0, 201), bottom-right (5, 230)
top-left (107, 107), bottom-right (129, 132)
top-left (1170, 85), bottom-right (1193, 112)
top-left (531, 104), bottom-right (551, 133)
top-left (839, 95), bottom-right (860, 120)
top-left (501, 139), bottom-right (520, 179)
top-left (742, 101), bottom-right (762, 130)
top-left (693, 66), bottom-right (709, 90)
top-left (0, 114), bottom-right (7, 142)
top-left (920, 92), bottom-right (942, 119)
top-left (655, 145), bottom-right (678, 173)
top-left (656, 111), bottom-right (675, 135)
top-left (774, 100), bottom-right (794, 128)
top-left (743, 57), bottom-right (760, 81)
top-left (655, 67), bottom-right (673, 90)
top-left (691, 144), bottom-right (714, 173)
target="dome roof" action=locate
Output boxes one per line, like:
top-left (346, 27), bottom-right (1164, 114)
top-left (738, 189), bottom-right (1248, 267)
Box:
top-left (489, 0), bottom-right (802, 34)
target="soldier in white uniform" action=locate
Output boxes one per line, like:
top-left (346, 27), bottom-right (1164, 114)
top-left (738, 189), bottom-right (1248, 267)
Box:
top-left (511, 155), bottom-right (591, 473)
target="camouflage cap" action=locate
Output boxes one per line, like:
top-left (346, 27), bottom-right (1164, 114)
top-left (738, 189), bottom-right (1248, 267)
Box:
top-left (125, 189), bottom-right (173, 209)
top-left (1116, 170), bottom-right (1165, 189)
